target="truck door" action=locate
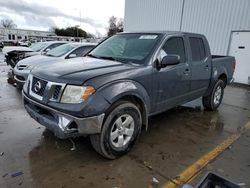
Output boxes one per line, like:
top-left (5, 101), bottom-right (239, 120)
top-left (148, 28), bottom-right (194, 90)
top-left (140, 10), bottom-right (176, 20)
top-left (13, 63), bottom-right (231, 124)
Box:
top-left (154, 36), bottom-right (191, 112)
top-left (188, 37), bottom-right (211, 97)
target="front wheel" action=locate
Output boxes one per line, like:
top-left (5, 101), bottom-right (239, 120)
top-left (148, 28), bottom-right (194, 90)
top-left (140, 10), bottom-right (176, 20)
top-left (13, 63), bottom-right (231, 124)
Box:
top-left (202, 80), bottom-right (224, 111)
top-left (90, 101), bottom-right (142, 159)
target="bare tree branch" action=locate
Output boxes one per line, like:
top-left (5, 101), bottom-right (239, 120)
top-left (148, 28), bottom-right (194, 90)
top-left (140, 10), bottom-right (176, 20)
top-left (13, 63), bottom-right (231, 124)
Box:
top-left (0, 19), bottom-right (17, 29)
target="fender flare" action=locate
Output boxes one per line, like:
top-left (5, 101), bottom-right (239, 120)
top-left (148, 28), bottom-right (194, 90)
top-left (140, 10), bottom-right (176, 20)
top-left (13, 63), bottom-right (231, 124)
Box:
top-left (98, 80), bottom-right (151, 129)
top-left (204, 66), bottom-right (228, 97)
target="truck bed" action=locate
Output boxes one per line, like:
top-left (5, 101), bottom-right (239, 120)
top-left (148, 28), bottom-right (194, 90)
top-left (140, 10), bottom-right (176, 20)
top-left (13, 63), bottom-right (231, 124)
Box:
top-left (212, 55), bottom-right (235, 84)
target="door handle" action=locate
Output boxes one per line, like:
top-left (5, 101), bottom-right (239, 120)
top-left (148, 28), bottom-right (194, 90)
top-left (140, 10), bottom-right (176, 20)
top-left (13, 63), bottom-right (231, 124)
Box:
top-left (183, 68), bottom-right (190, 75)
top-left (204, 65), bottom-right (209, 70)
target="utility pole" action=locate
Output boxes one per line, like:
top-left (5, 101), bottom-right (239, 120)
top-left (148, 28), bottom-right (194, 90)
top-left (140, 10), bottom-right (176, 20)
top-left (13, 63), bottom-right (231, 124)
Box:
top-left (180, 0), bottom-right (185, 31)
top-left (75, 25), bottom-right (80, 42)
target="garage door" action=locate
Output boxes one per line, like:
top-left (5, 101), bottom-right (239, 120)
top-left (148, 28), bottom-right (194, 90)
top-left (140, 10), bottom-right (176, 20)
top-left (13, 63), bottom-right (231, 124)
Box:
top-left (229, 32), bottom-right (250, 85)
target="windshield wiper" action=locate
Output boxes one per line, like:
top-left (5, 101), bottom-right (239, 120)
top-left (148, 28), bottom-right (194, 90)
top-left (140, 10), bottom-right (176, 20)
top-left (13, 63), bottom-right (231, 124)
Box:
top-left (86, 54), bottom-right (99, 59)
top-left (87, 54), bottom-right (117, 61)
top-left (45, 54), bottom-right (54, 57)
top-left (98, 56), bottom-right (117, 61)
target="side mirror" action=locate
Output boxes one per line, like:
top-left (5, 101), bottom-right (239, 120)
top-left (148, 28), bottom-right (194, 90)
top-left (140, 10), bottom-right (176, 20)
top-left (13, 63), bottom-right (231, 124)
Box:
top-left (68, 53), bottom-right (77, 58)
top-left (41, 48), bottom-right (50, 55)
top-left (160, 55), bottom-right (180, 68)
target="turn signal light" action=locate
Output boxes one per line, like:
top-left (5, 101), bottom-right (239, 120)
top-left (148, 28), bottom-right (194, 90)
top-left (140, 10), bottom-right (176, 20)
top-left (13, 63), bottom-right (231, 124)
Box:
top-left (81, 86), bottom-right (96, 100)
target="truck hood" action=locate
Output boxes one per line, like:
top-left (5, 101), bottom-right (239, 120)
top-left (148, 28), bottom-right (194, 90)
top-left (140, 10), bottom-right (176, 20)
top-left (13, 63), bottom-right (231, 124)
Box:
top-left (2, 46), bottom-right (33, 55)
top-left (32, 57), bottom-right (135, 85)
top-left (17, 55), bottom-right (58, 69)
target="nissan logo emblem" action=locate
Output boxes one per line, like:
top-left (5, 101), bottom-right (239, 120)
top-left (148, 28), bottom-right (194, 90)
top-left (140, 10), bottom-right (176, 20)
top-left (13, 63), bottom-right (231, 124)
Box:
top-left (34, 81), bottom-right (42, 92)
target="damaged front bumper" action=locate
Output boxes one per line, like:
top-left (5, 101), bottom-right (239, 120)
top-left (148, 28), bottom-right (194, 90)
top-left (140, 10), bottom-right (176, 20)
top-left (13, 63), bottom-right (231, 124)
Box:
top-left (13, 67), bottom-right (30, 86)
top-left (23, 92), bottom-right (105, 139)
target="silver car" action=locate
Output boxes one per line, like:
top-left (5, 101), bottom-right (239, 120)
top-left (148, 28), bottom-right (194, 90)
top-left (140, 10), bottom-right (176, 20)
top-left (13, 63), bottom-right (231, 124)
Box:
top-left (14, 42), bottom-right (96, 88)
top-left (4, 41), bottom-right (67, 68)
top-left (28, 41), bottom-right (68, 55)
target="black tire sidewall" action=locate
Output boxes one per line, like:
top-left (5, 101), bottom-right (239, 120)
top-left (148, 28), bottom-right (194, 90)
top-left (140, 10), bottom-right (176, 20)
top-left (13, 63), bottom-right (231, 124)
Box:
top-left (100, 102), bottom-right (142, 159)
top-left (211, 80), bottom-right (224, 109)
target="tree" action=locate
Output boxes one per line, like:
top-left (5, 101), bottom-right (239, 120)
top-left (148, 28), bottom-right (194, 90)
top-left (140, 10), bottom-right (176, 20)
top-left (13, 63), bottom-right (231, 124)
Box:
top-left (117, 19), bottom-right (124, 33)
top-left (0, 19), bottom-right (17, 29)
top-left (51, 26), bottom-right (92, 38)
top-left (107, 16), bottom-right (123, 37)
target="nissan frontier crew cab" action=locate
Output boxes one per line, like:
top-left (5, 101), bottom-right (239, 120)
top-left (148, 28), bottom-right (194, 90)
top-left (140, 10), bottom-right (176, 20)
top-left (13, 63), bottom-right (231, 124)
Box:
top-left (23, 31), bottom-right (235, 159)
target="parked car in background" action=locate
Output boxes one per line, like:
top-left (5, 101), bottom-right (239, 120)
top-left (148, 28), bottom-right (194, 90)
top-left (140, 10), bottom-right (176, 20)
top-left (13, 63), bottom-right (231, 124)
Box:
top-left (18, 40), bottom-right (30, 47)
top-left (6, 41), bottom-right (67, 85)
top-left (14, 42), bottom-right (96, 88)
top-left (23, 31), bottom-right (235, 159)
top-left (3, 41), bottom-right (67, 68)
top-left (1, 40), bottom-right (17, 47)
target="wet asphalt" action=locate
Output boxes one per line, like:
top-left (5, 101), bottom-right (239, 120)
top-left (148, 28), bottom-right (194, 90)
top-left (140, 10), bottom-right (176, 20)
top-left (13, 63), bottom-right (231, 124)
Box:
top-left (0, 64), bottom-right (250, 188)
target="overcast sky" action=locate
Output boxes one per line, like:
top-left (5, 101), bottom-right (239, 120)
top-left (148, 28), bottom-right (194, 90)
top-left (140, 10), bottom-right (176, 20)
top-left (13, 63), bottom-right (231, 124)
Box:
top-left (0, 0), bottom-right (125, 36)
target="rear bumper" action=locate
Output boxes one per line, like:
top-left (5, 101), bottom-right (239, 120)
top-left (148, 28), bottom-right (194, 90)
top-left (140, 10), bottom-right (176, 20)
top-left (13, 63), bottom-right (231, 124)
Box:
top-left (23, 92), bottom-right (105, 139)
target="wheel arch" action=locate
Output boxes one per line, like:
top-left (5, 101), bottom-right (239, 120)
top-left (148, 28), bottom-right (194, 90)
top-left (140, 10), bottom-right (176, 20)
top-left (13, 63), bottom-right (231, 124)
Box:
top-left (204, 69), bottom-right (228, 97)
top-left (99, 80), bottom-right (150, 130)
top-left (113, 95), bottom-right (148, 130)
top-left (218, 73), bottom-right (227, 87)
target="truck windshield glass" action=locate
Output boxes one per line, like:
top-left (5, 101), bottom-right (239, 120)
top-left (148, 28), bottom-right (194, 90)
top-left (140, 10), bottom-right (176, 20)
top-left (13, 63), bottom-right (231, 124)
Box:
top-left (46, 44), bottom-right (76, 57)
top-left (89, 34), bottom-right (161, 64)
top-left (30, 43), bottom-right (48, 52)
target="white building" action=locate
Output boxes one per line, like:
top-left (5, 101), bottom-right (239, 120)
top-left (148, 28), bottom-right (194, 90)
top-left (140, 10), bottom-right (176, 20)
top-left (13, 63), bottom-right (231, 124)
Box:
top-left (124, 0), bottom-right (250, 85)
top-left (0, 28), bottom-right (55, 41)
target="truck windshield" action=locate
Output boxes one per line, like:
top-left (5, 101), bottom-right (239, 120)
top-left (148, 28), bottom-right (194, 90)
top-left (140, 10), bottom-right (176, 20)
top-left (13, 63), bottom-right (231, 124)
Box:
top-left (45, 44), bottom-right (76, 57)
top-left (89, 33), bottom-right (161, 64)
top-left (30, 42), bottom-right (48, 52)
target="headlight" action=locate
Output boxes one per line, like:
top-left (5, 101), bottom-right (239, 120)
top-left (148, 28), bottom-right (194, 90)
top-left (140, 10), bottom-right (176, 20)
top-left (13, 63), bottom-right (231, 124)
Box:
top-left (24, 65), bottom-right (32, 70)
top-left (60, 85), bottom-right (95, 104)
top-left (23, 74), bottom-right (31, 93)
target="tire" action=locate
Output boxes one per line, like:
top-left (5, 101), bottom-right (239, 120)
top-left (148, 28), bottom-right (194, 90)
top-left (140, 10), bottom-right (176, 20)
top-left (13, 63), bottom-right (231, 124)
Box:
top-left (7, 77), bottom-right (15, 85)
top-left (202, 80), bottom-right (224, 111)
top-left (90, 100), bottom-right (142, 159)
top-left (16, 83), bottom-right (23, 90)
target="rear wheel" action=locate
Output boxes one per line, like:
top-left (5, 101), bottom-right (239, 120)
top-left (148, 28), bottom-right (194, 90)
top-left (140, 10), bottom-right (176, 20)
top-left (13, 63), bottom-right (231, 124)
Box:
top-left (90, 101), bottom-right (142, 159)
top-left (202, 80), bottom-right (224, 111)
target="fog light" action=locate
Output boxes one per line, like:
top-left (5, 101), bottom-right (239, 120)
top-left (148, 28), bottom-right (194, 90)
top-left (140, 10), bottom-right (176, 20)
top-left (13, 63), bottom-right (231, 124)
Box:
top-left (58, 116), bottom-right (71, 131)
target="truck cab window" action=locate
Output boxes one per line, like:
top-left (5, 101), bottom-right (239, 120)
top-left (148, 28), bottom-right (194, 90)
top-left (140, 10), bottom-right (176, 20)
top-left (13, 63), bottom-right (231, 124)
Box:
top-left (189, 37), bottom-right (206, 61)
top-left (159, 37), bottom-right (186, 63)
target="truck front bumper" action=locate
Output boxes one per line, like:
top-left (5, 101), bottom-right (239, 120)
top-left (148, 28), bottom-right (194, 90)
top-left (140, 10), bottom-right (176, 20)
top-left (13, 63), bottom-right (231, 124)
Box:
top-left (23, 92), bottom-right (105, 139)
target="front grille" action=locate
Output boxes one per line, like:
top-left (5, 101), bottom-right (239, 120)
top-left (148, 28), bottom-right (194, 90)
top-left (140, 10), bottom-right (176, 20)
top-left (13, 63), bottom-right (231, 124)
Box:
top-left (28, 75), bottom-right (65, 102)
top-left (31, 77), bottom-right (47, 96)
top-left (53, 85), bottom-right (62, 100)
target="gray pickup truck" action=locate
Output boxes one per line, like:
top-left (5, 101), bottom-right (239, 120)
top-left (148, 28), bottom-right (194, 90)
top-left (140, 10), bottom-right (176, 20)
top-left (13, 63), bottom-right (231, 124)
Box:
top-left (23, 31), bottom-right (235, 159)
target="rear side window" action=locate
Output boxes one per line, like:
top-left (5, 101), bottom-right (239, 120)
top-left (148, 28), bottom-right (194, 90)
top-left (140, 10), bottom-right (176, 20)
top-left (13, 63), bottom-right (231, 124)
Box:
top-left (71, 46), bottom-right (95, 57)
top-left (160, 37), bottom-right (186, 63)
top-left (46, 43), bottom-right (64, 51)
top-left (189, 37), bottom-right (206, 61)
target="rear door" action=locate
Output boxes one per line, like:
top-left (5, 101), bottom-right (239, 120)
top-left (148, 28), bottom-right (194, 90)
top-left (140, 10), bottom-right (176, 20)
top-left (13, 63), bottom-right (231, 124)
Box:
top-left (188, 36), bottom-right (211, 97)
top-left (153, 35), bottom-right (191, 112)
